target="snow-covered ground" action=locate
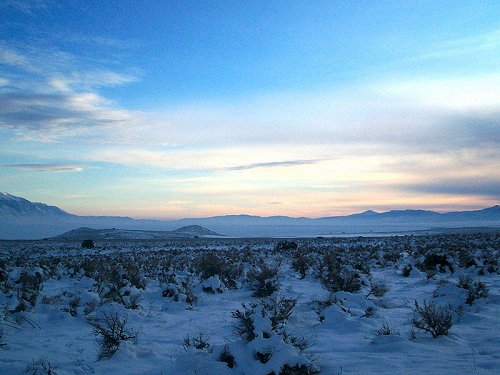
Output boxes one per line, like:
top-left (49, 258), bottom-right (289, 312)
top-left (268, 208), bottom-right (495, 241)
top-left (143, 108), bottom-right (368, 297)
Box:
top-left (0, 234), bottom-right (498, 374)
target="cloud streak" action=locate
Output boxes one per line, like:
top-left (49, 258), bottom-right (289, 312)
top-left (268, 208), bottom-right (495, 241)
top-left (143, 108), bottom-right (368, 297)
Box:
top-left (225, 159), bottom-right (325, 171)
top-left (3, 163), bottom-right (85, 172)
top-left (0, 91), bottom-right (130, 132)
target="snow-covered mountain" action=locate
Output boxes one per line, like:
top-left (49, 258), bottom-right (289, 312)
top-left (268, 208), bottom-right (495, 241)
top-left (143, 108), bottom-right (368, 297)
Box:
top-left (0, 193), bottom-right (499, 239)
top-left (0, 192), bottom-right (70, 217)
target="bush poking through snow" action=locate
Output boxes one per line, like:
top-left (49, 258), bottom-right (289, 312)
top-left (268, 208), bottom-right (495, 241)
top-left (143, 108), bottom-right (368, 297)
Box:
top-left (275, 241), bottom-right (298, 252)
top-left (313, 294), bottom-right (340, 322)
top-left (63, 297), bottom-right (80, 317)
top-left (202, 275), bottom-right (225, 294)
top-left (278, 363), bottom-right (319, 375)
top-left (291, 249), bottom-right (310, 279)
top-left (372, 320), bottom-right (399, 336)
top-left (321, 269), bottom-right (361, 293)
top-left (457, 275), bottom-right (488, 305)
top-left (25, 358), bottom-right (57, 375)
top-left (90, 311), bottom-right (137, 359)
top-left (232, 303), bottom-right (257, 341)
top-left (83, 300), bottom-right (99, 316)
top-left (279, 329), bottom-right (311, 352)
top-left (362, 306), bottom-right (376, 318)
top-left (421, 252), bottom-right (454, 273)
top-left (264, 296), bottom-right (297, 331)
top-left (367, 279), bottom-right (390, 298)
top-left (0, 325), bottom-right (6, 347)
top-left (412, 301), bottom-right (453, 338)
top-left (248, 265), bottom-right (279, 297)
top-left (181, 278), bottom-right (199, 309)
top-left (217, 345), bottom-right (236, 368)
top-left (231, 303), bottom-right (318, 374)
top-left (15, 271), bottom-right (43, 312)
top-left (406, 327), bottom-right (417, 340)
top-left (183, 333), bottom-right (214, 353)
top-left (197, 252), bottom-right (227, 279)
top-left (401, 264), bottom-right (413, 277)
top-left (97, 267), bottom-right (143, 309)
top-left (232, 296), bottom-right (298, 342)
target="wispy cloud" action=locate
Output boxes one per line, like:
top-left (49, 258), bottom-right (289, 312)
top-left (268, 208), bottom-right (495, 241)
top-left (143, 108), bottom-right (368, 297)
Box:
top-left (225, 159), bottom-right (324, 171)
top-left (0, 43), bottom-right (137, 140)
top-left (0, 46), bottom-right (33, 71)
top-left (415, 29), bottom-right (500, 61)
top-left (3, 163), bottom-right (84, 172)
top-left (397, 177), bottom-right (500, 199)
top-left (0, 91), bottom-right (131, 140)
top-left (0, 0), bottom-right (48, 16)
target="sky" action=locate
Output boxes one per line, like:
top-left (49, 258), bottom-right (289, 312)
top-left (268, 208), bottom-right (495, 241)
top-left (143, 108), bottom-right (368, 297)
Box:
top-left (0, 0), bottom-right (499, 219)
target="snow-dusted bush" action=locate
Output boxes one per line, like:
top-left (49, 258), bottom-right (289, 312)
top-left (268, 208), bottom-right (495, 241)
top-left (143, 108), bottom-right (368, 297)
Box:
top-left (233, 296), bottom-right (297, 340)
top-left (0, 259), bottom-right (7, 284)
top-left (401, 264), bottom-right (413, 277)
top-left (321, 268), bottom-right (361, 293)
top-left (197, 252), bottom-right (244, 288)
top-left (90, 311), bottom-right (137, 359)
top-left (217, 345), bottom-right (236, 368)
top-left (84, 299), bottom-right (99, 315)
top-left (181, 278), bottom-right (199, 309)
top-left (15, 270), bottom-right (44, 312)
top-left (412, 301), bottom-right (453, 338)
top-left (457, 275), bottom-right (488, 305)
top-left (202, 275), bottom-right (225, 293)
top-left (162, 285), bottom-right (180, 300)
top-left (0, 325), bottom-right (6, 347)
top-left (198, 252), bottom-right (227, 279)
top-left (62, 296), bottom-right (80, 317)
top-left (25, 357), bottom-right (57, 375)
top-left (232, 303), bottom-right (257, 341)
top-left (317, 252), bottom-right (362, 293)
top-left (162, 275), bottom-right (199, 309)
top-left (313, 293), bottom-right (339, 322)
top-left (96, 266), bottom-right (143, 309)
top-left (229, 303), bottom-right (318, 374)
top-left (248, 265), bottom-right (279, 297)
top-left (275, 241), bottom-right (298, 252)
top-left (291, 249), bottom-right (310, 279)
top-left (367, 279), bottom-right (390, 298)
top-left (420, 251), bottom-right (454, 273)
top-left (381, 247), bottom-right (403, 265)
top-left (362, 306), bottom-right (376, 317)
top-left (372, 320), bottom-right (399, 336)
top-left (480, 248), bottom-right (498, 274)
top-left (263, 296), bottom-right (297, 331)
top-left (183, 333), bottom-right (214, 353)
top-left (457, 250), bottom-right (477, 269)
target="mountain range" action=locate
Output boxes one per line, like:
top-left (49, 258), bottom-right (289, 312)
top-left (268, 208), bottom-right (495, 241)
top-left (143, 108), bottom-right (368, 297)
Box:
top-left (1, 192), bottom-right (499, 239)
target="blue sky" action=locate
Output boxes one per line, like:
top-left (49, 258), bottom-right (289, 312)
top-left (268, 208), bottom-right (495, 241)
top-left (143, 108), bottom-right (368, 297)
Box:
top-left (0, 0), bottom-right (499, 218)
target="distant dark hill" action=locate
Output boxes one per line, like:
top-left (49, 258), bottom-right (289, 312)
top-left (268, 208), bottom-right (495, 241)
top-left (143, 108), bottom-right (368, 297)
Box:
top-left (52, 225), bottom-right (224, 240)
top-left (1, 192), bottom-right (499, 239)
top-left (170, 225), bottom-right (221, 237)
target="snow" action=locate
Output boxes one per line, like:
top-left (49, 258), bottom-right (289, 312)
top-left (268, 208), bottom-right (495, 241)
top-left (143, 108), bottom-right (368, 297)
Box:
top-left (0, 233), bottom-right (498, 374)
top-left (202, 275), bottom-right (225, 293)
